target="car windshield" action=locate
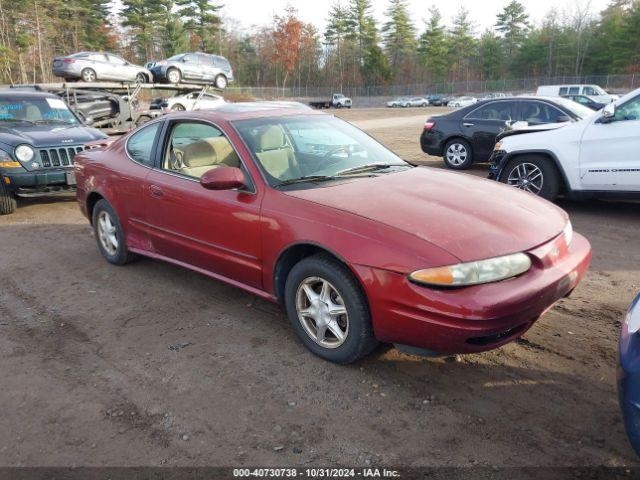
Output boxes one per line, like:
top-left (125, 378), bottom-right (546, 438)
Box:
top-left (552, 97), bottom-right (595, 118)
top-left (234, 115), bottom-right (410, 187)
top-left (0, 96), bottom-right (78, 124)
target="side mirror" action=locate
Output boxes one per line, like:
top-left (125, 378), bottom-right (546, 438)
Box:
top-left (602, 103), bottom-right (615, 121)
top-left (556, 115), bottom-right (572, 123)
top-left (200, 166), bottom-right (245, 191)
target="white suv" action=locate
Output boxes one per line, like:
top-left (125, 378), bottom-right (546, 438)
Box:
top-left (489, 87), bottom-right (640, 201)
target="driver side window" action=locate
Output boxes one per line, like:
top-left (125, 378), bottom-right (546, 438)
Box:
top-left (614, 96), bottom-right (640, 122)
top-left (162, 121), bottom-right (241, 179)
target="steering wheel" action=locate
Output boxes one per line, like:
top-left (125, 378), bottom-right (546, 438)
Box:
top-left (323, 145), bottom-right (352, 165)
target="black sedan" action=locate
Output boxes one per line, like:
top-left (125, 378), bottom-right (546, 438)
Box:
top-left (420, 96), bottom-right (594, 169)
top-left (561, 94), bottom-right (606, 111)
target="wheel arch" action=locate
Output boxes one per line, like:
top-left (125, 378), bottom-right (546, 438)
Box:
top-left (501, 150), bottom-right (571, 194)
top-left (86, 191), bottom-right (105, 225)
top-left (272, 241), bottom-right (360, 304)
top-left (443, 135), bottom-right (474, 153)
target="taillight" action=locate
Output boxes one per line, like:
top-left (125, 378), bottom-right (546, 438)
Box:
top-left (424, 121), bottom-right (435, 131)
top-left (63, 59), bottom-right (75, 64)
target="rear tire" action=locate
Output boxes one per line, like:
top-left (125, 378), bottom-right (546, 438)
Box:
top-left (92, 199), bottom-right (136, 265)
top-left (500, 155), bottom-right (561, 201)
top-left (0, 182), bottom-right (17, 215)
top-left (284, 254), bottom-right (378, 364)
top-left (81, 68), bottom-right (97, 82)
top-left (171, 104), bottom-right (186, 111)
top-left (135, 72), bottom-right (147, 83)
top-left (214, 74), bottom-right (227, 89)
top-left (443, 138), bottom-right (473, 170)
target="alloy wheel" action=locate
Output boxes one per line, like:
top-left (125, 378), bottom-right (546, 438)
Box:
top-left (167, 70), bottom-right (180, 83)
top-left (295, 276), bottom-right (349, 349)
top-left (97, 210), bottom-right (118, 256)
top-left (507, 162), bottom-right (544, 194)
top-left (446, 143), bottom-right (468, 166)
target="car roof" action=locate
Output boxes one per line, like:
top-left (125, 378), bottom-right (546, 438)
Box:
top-left (163, 102), bottom-right (320, 121)
top-left (0, 89), bottom-right (59, 99)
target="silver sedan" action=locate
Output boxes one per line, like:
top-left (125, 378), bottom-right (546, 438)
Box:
top-left (52, 52), bottom-right (152, 83)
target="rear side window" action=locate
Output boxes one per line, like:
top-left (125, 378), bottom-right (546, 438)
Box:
top-left (199, 54), bottom-right (214, 66)
top-left (466, 102), bottom-right (514, 121)
top-left (559, 87), bottom-right (568, 95)
top-left (568, 86), bottom-right (580, 95)
top-left (126, 122), bottom-right (161, 166)
top-left (518, 101), bottom-right (566, 124)
top-left (214, 57), bottom-right (231, 69)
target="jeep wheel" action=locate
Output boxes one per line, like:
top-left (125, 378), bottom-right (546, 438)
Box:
top-left (81, 68), bottom-right (97, 82)
top-left (92, 199), bottom-right (135, 265)
top-left (0, 182), bottom-right (17, 215)
top-left (214, 74), bottom-right (227, 89)
top-left (284, 254), bottom-right (378, 364)
top-left (443, 139), bottom-right (473, 170)
top-left (167, 68), bottom-right (181, 84)
top-left (501, 155), bottom-right (561, 201)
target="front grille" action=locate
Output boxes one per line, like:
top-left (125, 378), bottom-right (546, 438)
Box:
top-left (39, 146), bottom-right (84, 168)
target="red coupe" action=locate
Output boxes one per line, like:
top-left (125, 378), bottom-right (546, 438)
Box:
top-left (75, 103), bottom-right (591, 364)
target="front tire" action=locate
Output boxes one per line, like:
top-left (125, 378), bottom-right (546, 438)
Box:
top-left (92, 199), bottom-right (135, 265)
top-left (166, 68), bottom-right (181, 84)
top-left (284, 254), bottom-right (378, 364)
top-left (0, 181), bottom-right (17, 215)
top-left (443, 138), bottom-right (473, 170)
top-left (500, 155), bottom-right (561, 201)
top-left (171, 103), bottom-right (186, 111)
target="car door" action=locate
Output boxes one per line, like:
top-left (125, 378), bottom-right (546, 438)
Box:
top-left (517, 100), bottom-right (567, 126)
top-left (579, 94), bottom-right (640, 191)
top-left (88, 53), bottom-right (110, 79)
top-left (462, 101), bottom-right (516, 160)
top-left (107, 54), bottom-right (135, 81)
top-left (180, 54), bottom-right (202, 81)
top-left (144, 119), bottom-right (263, 288)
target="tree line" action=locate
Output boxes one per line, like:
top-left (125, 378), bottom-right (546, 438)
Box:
top-left (0, 0), bottom-right (639, 90)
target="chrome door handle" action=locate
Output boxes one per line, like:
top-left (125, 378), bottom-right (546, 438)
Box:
top-left (463, 122), bottom-right (474, 127)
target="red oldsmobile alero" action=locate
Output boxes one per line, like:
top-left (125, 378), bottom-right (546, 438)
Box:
top-left (75, 102), bottom-right (592, 364)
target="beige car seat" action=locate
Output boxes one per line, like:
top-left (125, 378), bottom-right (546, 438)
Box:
top-left (255, 126), bottom-right (299, 180)
top-left (175, 136), bottom-right (241, 178)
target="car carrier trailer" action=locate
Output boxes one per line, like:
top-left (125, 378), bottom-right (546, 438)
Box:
top-left (8, 82), bottom-right (223, 135)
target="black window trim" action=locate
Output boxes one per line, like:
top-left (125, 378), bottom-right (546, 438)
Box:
top-left (464, 100), bottom-right (516, 121)
top-left (124, 119), bottom-right (164, 169)
top-left (153, 117), bottom-right (257, 195)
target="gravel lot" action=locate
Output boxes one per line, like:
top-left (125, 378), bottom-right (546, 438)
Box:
top-left (0, 107), bottom-right (638, 468)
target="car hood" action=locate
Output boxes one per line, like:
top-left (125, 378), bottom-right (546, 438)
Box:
top-left (284, 168), bottom-right (568, 262)
top-left (497, 122), bottom-right (569, 141)
top-left (0, 124), bottom-right (105, 147)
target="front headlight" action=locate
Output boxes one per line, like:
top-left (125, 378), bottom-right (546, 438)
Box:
top-left (626, 297), bottom-right (640, 334)
top-left (15, 144), bottom-right (35, 163)
top-left (409, 252), bottom-right (532, 288)
top-left (563, 220), bottom-right (573, 247)
top-left (493, 142), bottom-right (502, 151)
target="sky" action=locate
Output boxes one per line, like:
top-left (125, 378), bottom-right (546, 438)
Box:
top-left (220, 0), bottom-right (612, 33)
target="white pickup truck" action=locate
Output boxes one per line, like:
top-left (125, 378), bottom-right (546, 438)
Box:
top-left (488, 87), bottom-right (640, 201)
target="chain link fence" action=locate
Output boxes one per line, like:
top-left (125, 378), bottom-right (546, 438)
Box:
top-left (226, 74), bottom-right (638, 101)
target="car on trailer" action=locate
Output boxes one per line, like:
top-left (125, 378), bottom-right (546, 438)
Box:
top-left (146, 52), bottom-right (233, 89)
top-left (0, 89), bottom-right (107, 214)
top-left (52, 52), bottom-right (152, 83)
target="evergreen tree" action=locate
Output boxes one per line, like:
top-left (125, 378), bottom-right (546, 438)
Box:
top-left (417, 7), bottom-right (450, 81)
top-left (175, 0), bottom-right (222, 53)
top-left (382, 0), bottom-right (417, 72)
top-left (478, 30), bottom-right (504, 79)
top-left (495, 0), bottom-right (529, 61)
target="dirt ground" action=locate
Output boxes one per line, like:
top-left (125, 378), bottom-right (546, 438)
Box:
top-left (0, 107), bottom-right (639, 468)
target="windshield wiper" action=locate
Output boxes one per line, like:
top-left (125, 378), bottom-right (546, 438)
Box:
top-left (34, 119), bottom-right (75, 125)
top-left (0, 118), bottom-right (34, 125)
top-left (336, 163), bottom-right (404, 176)
top-left (275, 175), bottom-right (341, 188)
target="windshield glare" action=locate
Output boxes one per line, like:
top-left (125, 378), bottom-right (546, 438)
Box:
top-left (553, 97), bottom-right (596, 118)
top-left (234, 115), bottom-right (409, 186)
top-left (0, 97), bottom-right (78, 124)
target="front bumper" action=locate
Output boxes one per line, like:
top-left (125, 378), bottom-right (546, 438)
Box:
top-left (618, 294), bottom-right (640, 456)
top-left (354, 232), bottom-right (592, 355)
top-left (2, 168), bottom-right (76, 195)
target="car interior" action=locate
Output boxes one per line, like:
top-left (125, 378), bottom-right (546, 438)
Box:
top-left (164, 122), bottom-right (241, 178)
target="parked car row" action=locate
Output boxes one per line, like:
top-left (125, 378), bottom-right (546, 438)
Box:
top-left (53, 51), bottom-right (234, 89)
